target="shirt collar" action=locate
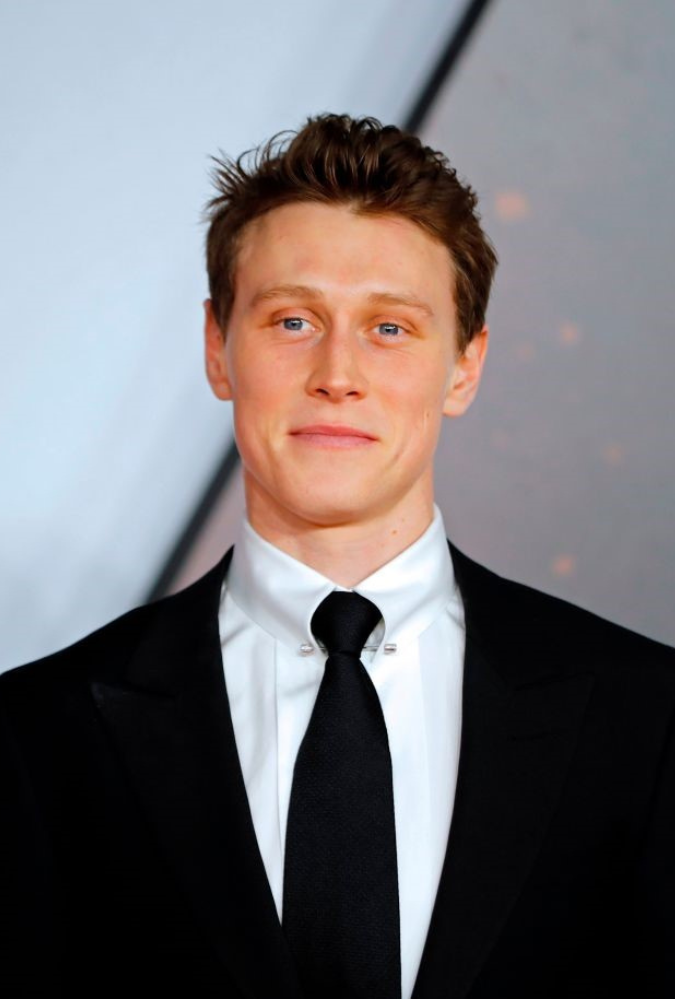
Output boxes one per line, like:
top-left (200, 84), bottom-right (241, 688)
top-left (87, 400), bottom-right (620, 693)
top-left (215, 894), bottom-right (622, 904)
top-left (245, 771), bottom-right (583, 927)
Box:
top-left (226, 505), bottom-right (460, 655)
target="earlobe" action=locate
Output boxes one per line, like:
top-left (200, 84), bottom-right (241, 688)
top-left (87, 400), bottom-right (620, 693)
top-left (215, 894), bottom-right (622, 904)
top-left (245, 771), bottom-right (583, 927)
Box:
top-left (204, 299), bottom-right (233, 400)
top-left (442, 325), bottom-right (489, 418)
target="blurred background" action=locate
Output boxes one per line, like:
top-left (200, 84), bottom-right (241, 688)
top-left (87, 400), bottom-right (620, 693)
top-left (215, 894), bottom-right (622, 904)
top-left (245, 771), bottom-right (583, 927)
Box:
top-left (2, 0), bottom-right (674, 672)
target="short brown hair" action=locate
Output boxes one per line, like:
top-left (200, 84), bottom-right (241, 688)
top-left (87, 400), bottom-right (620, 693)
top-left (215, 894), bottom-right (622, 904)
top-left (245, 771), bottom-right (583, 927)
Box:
top-left (204, 113), bottom-right (497, 352)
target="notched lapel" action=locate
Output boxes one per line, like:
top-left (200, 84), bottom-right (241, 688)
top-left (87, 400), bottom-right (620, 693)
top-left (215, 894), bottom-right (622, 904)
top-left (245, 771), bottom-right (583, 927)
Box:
top-left (90, 553), bottom-right (302, 999)
top-left (413, 632), bottom-right (594, 999)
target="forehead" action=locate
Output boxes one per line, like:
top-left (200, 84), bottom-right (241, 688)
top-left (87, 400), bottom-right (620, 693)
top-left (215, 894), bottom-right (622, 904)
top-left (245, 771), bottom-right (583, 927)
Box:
top-left (232, 202), bottom-right (455, 311)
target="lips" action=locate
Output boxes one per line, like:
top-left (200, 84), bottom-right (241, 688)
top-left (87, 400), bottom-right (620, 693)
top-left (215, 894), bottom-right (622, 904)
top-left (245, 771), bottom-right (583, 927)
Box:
top-left (289, 424), bottom-right (377, 447)
top-left (291, 425), bottom-right (376, 439)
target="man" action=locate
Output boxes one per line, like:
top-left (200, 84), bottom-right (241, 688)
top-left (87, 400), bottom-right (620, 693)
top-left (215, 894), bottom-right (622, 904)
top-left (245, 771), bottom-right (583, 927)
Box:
top-left (1, 114), bottom-right (674, 998)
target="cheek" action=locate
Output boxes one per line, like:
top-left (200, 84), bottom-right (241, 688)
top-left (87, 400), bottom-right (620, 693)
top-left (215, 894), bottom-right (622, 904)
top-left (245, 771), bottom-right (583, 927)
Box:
top-left (232, 353), bottom-right (281, 407)
top-left (232, 372), bottom-right (293, 459)
top-left (389, 364), bottom-right (448, 430)
top-left (386, 400), bottom-right (443, 473)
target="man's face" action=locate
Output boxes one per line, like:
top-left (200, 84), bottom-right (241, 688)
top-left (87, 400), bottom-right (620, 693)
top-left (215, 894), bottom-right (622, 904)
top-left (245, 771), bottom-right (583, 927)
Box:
top-left (205, 202), bottom-right (487, 531)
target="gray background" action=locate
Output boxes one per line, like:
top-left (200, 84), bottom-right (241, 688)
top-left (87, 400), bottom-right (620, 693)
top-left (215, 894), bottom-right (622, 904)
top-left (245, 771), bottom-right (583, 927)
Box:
top-left (2, 0), bottom-right (674, 671)
top-left (426, 0), bottom-right (675, 645)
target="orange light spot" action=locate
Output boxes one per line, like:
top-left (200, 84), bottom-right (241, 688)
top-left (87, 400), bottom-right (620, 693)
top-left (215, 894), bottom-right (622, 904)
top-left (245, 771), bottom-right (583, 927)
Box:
top-left (551, 554), bottom-right (576, 578)
top-left (559, 321), bottom-right (582, 345)
top-left (495, 191), bottom-right (531, 222)
top-left (515, 341), bottom-right (535, 361)
top-left (603, 443), bottom-right (625, 465)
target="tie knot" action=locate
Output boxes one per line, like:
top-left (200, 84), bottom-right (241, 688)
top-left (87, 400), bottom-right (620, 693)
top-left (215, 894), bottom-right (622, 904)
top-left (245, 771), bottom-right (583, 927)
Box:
top-left (310, 591), bottom-right (382, 658)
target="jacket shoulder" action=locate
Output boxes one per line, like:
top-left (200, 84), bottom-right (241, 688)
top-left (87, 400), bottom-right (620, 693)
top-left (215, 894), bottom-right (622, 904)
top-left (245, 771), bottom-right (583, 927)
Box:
top-left (0, 601), bottom-right (153, 693)
top-left (518, 575), bottom-right (672, 665)
top-left (0, 555), bottom-right (229, 696)
top-left (451, 542), bottom-right (675, 683)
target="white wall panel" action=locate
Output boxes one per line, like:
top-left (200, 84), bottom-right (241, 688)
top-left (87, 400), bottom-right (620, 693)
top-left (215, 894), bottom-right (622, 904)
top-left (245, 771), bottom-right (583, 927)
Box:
top-left (0, 0), bottom-right (465, 670)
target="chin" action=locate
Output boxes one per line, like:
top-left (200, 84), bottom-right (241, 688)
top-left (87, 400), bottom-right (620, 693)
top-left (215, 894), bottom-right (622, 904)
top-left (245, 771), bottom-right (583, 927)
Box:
top-left (284, 489), bottom-right (378, 527)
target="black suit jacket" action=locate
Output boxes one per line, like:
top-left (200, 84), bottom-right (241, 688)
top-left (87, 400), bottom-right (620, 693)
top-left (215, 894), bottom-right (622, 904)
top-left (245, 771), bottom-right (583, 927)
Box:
top-left (2, 542), bottom-right (675, 998)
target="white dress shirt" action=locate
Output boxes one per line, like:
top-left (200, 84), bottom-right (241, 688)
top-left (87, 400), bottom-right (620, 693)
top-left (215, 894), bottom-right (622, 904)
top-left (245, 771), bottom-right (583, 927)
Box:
top-left (219, 505), bottom-right (466, 999)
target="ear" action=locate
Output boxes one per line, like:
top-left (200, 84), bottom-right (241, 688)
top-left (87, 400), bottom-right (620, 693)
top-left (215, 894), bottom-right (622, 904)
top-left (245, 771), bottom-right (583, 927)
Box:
top-left (204, 299), bottom-right (233, 400)
top-left (442, 325), bottom-right (489, 418)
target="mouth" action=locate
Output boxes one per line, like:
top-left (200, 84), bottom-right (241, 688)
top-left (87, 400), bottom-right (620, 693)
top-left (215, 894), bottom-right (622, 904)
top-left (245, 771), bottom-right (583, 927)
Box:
top-left (289, 424), bottom-right (378, 448)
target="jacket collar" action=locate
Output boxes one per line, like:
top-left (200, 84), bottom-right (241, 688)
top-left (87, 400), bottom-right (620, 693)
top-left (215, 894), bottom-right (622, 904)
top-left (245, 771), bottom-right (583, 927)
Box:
top-left (121, 538), bottom-right (570, 697)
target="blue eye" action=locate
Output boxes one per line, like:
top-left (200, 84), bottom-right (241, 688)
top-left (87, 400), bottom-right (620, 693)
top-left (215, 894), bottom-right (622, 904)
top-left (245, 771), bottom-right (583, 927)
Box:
top-left (377, 322), bottom-right (403, 337)
top-left (281, 317), bottom-right (309, 331)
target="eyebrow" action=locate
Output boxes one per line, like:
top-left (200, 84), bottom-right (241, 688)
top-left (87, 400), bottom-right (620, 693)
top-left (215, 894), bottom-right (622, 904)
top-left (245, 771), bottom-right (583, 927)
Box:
top-left (249, 283), bottom-right (435, 318)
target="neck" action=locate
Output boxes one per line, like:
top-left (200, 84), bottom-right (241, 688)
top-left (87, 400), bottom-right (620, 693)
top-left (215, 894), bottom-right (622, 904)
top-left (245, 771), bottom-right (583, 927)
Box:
top-left (244, 477), bottom-right (435, 587)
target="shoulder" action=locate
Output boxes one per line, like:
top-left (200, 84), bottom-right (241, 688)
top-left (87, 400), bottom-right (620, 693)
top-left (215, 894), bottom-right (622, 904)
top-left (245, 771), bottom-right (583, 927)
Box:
top-left (1, 600), bottom-right (154, 695)
top-left (450, 541), bottom-right (675, 687)
top-left (0, 553), bottom-right (230, 699)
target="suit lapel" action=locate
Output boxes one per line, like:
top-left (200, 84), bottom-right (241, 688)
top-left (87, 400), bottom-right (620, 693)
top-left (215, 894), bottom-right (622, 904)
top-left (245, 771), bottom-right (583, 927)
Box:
top-left (91, 551), bottom-right (302, 999)
top-left (412, 545), bottom-right (594, 999)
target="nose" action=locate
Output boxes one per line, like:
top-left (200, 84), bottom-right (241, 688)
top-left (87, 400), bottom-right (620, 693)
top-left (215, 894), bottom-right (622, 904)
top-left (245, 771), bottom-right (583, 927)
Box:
top-left (305, 328), bottom-right (368, 402)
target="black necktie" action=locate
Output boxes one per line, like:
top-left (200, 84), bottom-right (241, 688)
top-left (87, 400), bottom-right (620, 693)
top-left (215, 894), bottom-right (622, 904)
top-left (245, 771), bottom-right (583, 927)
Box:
top-left (282, 591), bottom-right (401, 999)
